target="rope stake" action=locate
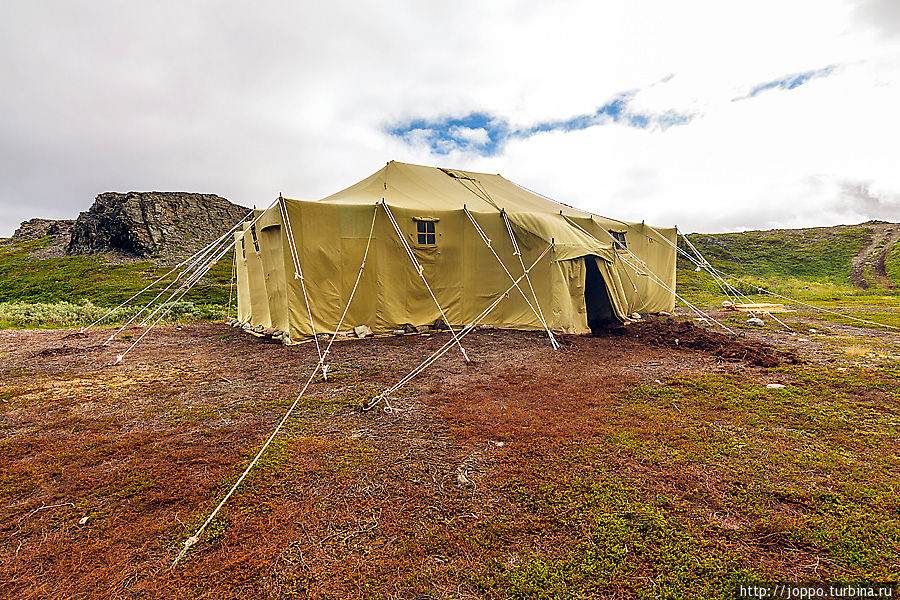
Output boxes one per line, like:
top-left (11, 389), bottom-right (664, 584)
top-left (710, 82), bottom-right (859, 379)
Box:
top-left (464, 207), bottom-right (559, 350)
top-left (82, 209), bottom-right (254, 335)
top-left (172, 204), bottom-right (379, 569)
top-left (364, 243), bottom-right (553, 411)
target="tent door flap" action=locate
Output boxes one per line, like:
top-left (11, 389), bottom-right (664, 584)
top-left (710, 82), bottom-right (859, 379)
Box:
top-left (584, 255), bottom-right (620, 333)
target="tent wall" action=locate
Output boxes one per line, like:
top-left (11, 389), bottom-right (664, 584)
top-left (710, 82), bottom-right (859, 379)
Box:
top-left (243, 220), bottom-right (272, 329)
top-left (256, 208), bottom-right (290, 334)
top-left (235, 162), bottom-right (677, 339)
top-left (566, 216), bottom-right (677, 315)
top-left (234, 231), bottom-right (251, 323)
top-left (275, 201), bottom-right (562, 337)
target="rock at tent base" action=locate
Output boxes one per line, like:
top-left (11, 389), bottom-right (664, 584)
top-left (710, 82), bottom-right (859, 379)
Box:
top-left (631, 312), bottom-right (641, 320)
top-left (747, 317), bottom-right (765, 327)
top-left (416, 325), bottom-right (430, 334)
top-left (658, 311), bottom-right (672, 317)
top-left (432, 318), bottom-right (447, 331)
top-left (401, 323), bottom-right (417, 334)
top-left (353, 324), bottom-right (373, 338)
top-left (722, 301), bottom-right (734, 307)
top-left (766, 383), bottom-right (786, 389)
top-left (393, 329), bottom-right (406, 335)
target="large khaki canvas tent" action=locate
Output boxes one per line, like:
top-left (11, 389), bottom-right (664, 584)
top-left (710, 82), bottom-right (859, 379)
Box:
top-left (233, 161), bottom-right (676, 341)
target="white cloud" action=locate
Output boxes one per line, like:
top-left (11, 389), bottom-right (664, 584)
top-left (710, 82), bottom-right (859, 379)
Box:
top-left (448, 126), bottom-right (491, 147)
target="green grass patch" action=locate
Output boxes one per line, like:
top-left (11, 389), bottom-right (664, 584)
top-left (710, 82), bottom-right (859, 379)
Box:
top-left (0, 237), bottom-right (234, 311)
top-left (885, 239), bottom-right (900, 286)
top-left (475, 476), bottom-right (757, 600)
top-left (679, 227), bottom-right (870, 284)
top-left (0, 300), bottom-right (228, 329)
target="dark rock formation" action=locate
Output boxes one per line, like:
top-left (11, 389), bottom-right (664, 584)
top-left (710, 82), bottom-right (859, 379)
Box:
top-left (12, 218), bottom-right (75, 242)
top-left (10, 218), bottom-right (76, 257)
top-left (67, 192), bottom-right (249, 262)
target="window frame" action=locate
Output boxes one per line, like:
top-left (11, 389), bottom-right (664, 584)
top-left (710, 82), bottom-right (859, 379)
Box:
top-left (609, 230), bottom-right (628, 251)
top-left (412, 217), bottom-right (438, 246)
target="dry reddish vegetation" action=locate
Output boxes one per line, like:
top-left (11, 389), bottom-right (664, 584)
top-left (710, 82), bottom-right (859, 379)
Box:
top-left (0, 319), bottom-right (897, 599)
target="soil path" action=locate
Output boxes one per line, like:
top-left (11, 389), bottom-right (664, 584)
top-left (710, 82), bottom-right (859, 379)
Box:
top-left (850, 222), bottom-right (900, 288)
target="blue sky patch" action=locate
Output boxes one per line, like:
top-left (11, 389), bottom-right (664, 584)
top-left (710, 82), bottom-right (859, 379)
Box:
top-left (389, 92), bottom-right (694, 156)
top-left (734, 65), bottom-right (836, 101)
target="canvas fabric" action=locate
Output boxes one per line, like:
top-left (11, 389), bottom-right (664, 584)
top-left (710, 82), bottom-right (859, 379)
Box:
top-left (235, 161), bottom-right (676, 338)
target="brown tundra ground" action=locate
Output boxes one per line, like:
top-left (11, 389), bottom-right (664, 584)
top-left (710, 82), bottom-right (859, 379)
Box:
top-left (1, 312), bottom-right (898, 599)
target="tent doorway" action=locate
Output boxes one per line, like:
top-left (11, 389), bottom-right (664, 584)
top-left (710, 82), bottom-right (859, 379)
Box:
top-left (584, 255), bottom-right (619, 334)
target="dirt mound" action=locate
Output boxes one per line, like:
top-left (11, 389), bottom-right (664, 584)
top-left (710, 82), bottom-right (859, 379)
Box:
top-left (626, 318), bottom-right (799, 367)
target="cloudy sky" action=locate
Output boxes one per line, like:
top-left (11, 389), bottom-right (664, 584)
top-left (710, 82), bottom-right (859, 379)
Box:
top-left (1, 0), bottom-right (899, 236)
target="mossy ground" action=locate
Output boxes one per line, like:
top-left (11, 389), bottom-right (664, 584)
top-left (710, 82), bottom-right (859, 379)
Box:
top-left (1, 318), bottom-right (898, 598)
top-left (1, 225), bottom-right (899, 597)
top-left (0, 236), bottom-right (234, 328)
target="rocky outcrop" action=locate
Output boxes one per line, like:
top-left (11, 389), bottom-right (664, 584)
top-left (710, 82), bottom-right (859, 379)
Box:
top-left (12, 218), bottom-right (75, 242)
top-left (9, 218), bottom-right (75, 257)
top-left (66, 192), bottom-right (249, 262)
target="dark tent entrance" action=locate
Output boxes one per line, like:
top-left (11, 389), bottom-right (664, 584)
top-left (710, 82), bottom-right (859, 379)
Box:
top-left (584, 255), bottom-right (620, 334)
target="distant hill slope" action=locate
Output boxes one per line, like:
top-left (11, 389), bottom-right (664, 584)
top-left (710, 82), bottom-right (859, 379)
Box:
top-left (680, 221), bottom-right (900, 289)
top-left (2, 208), bottom-right (899, 308)
top-left (0, 191), bottom-right (248, 307)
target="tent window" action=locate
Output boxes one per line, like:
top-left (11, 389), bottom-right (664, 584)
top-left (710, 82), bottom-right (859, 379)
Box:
top-left (416, 220), bottom-right (436, 245)
top-left (609, 231), bottom-right (627, 250)
top-left (250, 225), bottom-right (260, 252)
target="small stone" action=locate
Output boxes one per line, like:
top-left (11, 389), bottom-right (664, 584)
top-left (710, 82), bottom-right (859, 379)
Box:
top-left (631, 312), bottom-right (642, 320)
top-left (747, 317), bottom-right (765, 326)
top-left (456, 465), bottom-right (472, 488)
top-left (78, 516), bottom-right (90, 525)
top-left (808, 328), bottom-right (817, 334)
top-left (416, 325), bottom-right (430, 334)
top-left (393, 329), bottom-right (406, 335)
top-left (766, 383), bottom-right (786, 389)
top-left (353, 324), bottom-right (373, 338)
top-left (797, 337), bottom-right (809, 342)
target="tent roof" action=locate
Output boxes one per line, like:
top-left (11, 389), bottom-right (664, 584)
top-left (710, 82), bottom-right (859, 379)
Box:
top-left (315, 161), bottom-right (595, 216)
top-left (283, 161), bottom-right (665, 261)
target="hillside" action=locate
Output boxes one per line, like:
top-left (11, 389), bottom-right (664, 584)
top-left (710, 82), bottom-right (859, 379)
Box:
top-left (676, 221), bottom-right (900, 305)
top-left (2, 217), bottom-right (900, 328)
top-left (0, 192), bottom-right (248, 321)
top-left (66, 191), bottom-right (248, 261)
